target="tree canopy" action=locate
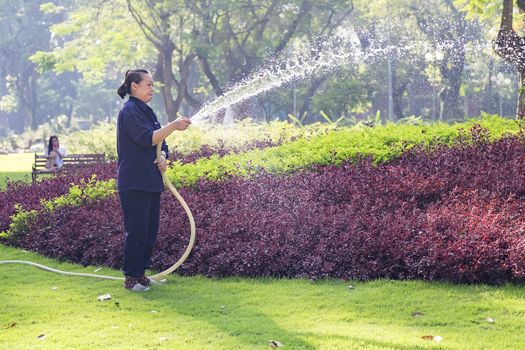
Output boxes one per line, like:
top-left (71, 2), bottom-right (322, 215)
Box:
top-left (0, 0), bottom-right (521, 134)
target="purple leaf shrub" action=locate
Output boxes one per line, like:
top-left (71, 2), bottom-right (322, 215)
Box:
top-left (0, 162), bottom-right (117, 233)
top-left (9, 130), bottom-right (525, 283)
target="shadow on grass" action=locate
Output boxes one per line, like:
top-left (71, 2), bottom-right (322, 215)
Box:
top-left (136, 277), bottom-right (317, 349)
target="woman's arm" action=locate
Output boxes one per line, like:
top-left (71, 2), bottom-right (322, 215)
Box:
top-left (152, 117), bottom-right (191, 146)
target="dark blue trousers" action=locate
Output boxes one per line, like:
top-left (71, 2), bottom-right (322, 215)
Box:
top-left (119, 190), bottom-right (161, 277)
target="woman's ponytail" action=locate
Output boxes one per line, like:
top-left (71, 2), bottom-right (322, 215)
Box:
top-left (117, 83), bottom-right (130, 99)
top-left (117, 68), bottom-right (150, 99)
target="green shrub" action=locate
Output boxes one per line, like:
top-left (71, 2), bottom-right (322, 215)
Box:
top-left (165, 115), bottom-right (519, 186)
top-left (0, 204), bottom-right (38, 243)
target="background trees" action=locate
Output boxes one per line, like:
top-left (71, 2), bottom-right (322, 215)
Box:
top-left (0, 0), bottom-right (521, 137)
top-left (0, 0), bottom-right (62, 132)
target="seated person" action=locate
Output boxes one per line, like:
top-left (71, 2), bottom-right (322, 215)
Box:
top-left (44, 135), bottom-right (67, 171)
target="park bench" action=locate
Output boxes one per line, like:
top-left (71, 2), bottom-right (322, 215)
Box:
top-left (31, 153), bottom-right (106, 184)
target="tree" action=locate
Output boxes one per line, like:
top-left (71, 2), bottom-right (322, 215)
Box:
top-left (465, 0), bottom-right (525, 118)
top-left (174, 0), bottom-right (354, 121)
top-left (352, 0), bottom-right (435, 121)
top-left (0, 0), bottom-right (58, 131)
top-left (126, 0), bottom-right (200, 121)
top-left (493, 0), bottom-right (525, 118)
top-left (411, 0), bottom-right (479, 120)
top-left (33, 0), bottom-right (357, 122)
top-left (31, 0), bottom-right (155, 122)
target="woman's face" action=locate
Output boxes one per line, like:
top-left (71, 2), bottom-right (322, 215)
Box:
top-left (52, 138), bottom-right (59, 148)
top-left (131, 73), bottom-right (154, 103)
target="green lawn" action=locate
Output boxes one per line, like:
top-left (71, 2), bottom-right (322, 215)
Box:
top-left (0, 152), bottom-right (35, 172)
top-left (1, 245), bottom-right (525, 349)
top-left (0, 153), bottom-right (47, 189)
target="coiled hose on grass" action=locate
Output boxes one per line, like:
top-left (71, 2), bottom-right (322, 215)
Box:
top-left (0, 143), bottom-right (196, 283)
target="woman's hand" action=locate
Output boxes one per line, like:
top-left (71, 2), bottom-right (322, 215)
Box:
top-left (152, 117), bottom-right (192, 146)
top-left (156, 155), bottom-right (168, 173)
top-left (172, 117), bottom-right (191, 131)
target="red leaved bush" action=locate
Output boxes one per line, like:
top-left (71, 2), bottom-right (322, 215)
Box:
top-left (0, 162), bottom-right (117, 233)
top-left (9, 128), bottom-right (525, 283)
top-left (0, 138), bottom-right (281, 235)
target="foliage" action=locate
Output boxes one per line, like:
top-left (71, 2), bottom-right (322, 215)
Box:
top-left (41, 176), bottom-right (116, 212)
top-left (0, 0), bottom-right (60, 131)
top-left (0, 162), bottom-right (116, 235)
top-left (6, 124), bottom-right (525, 284)
top-left (165, 115), bottom-right (519, 187)
top-left (62, 118), bottom-right (335, 160)
top-left (462, 0), bottom-right (505, 24)
top-left (31, 0), bottom-right (152, 84)
top-left (0, 0), bottom-right (519, 136)
top-left (311, 70), bottom-right (371, 119)
top-left (0, 115), bottom-right (518, 240)
top-left (1, 175), bottom-right (115, 243)
top-left (62, 122), bottom-right (118, 160)
top-left (0, 205), bottom-right (38, 242)
top-left (0, 178), bottom-right (73, 235)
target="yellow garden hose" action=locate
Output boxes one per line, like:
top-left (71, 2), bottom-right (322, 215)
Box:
top-left (0, 142), bottom-right (196, 283)
top-left (149, 142), bottom-right (196, 282)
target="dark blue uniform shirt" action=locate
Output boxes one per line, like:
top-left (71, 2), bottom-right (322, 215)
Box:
top-left (117, 96), bottom-right (169, 193)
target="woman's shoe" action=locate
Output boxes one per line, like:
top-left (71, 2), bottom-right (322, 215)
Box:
top-left (137, 275), bottom-right (151, 286)
top-left (125, 276), bottom-right (149, 291)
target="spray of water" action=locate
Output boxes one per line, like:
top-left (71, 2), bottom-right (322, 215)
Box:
top-left (189, 16), bottom-right (504, 126)
top-left (191, 39), bottom-right (361, 125)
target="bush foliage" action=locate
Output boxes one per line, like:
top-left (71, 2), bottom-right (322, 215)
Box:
top-left (6, 116), bottom-right (515, 237)
top-left (165, 115), bottom-right (520, 187)
top-left (6, 125), bottom-right (525, 284)
top-left (0, 162), bottom-right (117, 235)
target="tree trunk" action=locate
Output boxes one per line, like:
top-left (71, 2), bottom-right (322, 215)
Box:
top-left (482, 59), bottom-right (495, 113)
top-left (298, 74), bottom-right (329, 122)
top-left (393, 81), bottom-right (407, 120)
top-left (15, 67), bottom-right (39, 130)
top-left (439, 50), bottom-right (464, 120)
top-left (66, 100), bottom-right (74, 127)
top-left (518, 71), bottom-right (525, 118)
top-left (155, 49), bottom-right (178, 122)
top-left (392, 63), bottom-right (407, 119)
top-left (30, 73), bottom-right (38, 130)
top-left (197, 54), bottom-right (224, 97)
top-left (181, 60), bottom-right (202, 116)
top-left (172, 54), bottom-right (196, 119)
top-left (413, 1), bottom-right (467, 121)
top-left (494, 0), bottom-right (525, 118)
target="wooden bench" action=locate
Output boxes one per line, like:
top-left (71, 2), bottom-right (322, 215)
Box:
top-left (32, 153), bottom-right (106, 184)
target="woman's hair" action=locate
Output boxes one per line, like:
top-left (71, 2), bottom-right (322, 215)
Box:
top-left (47, 135), bottom-right (58, 155)
top-left (117, 68), bottom-right (150, 99)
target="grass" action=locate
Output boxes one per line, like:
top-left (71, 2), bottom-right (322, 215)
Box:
top-left (1, 245), bottom-right (525, 349)
top-left (0, 152), bottom-right (35, 172)
top-left (0, 153), bottom-right (50, 190)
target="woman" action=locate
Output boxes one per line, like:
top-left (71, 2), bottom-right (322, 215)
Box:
top-left (45, 135), bottom-right (66, 170)
top-left (116, 68), bottom-right (191, 291)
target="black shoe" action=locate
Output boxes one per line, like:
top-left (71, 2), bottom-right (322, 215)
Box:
top-left (137, 275), bottom-right (151, 286)
top-left (124, 276), bottom-right (149, 292)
